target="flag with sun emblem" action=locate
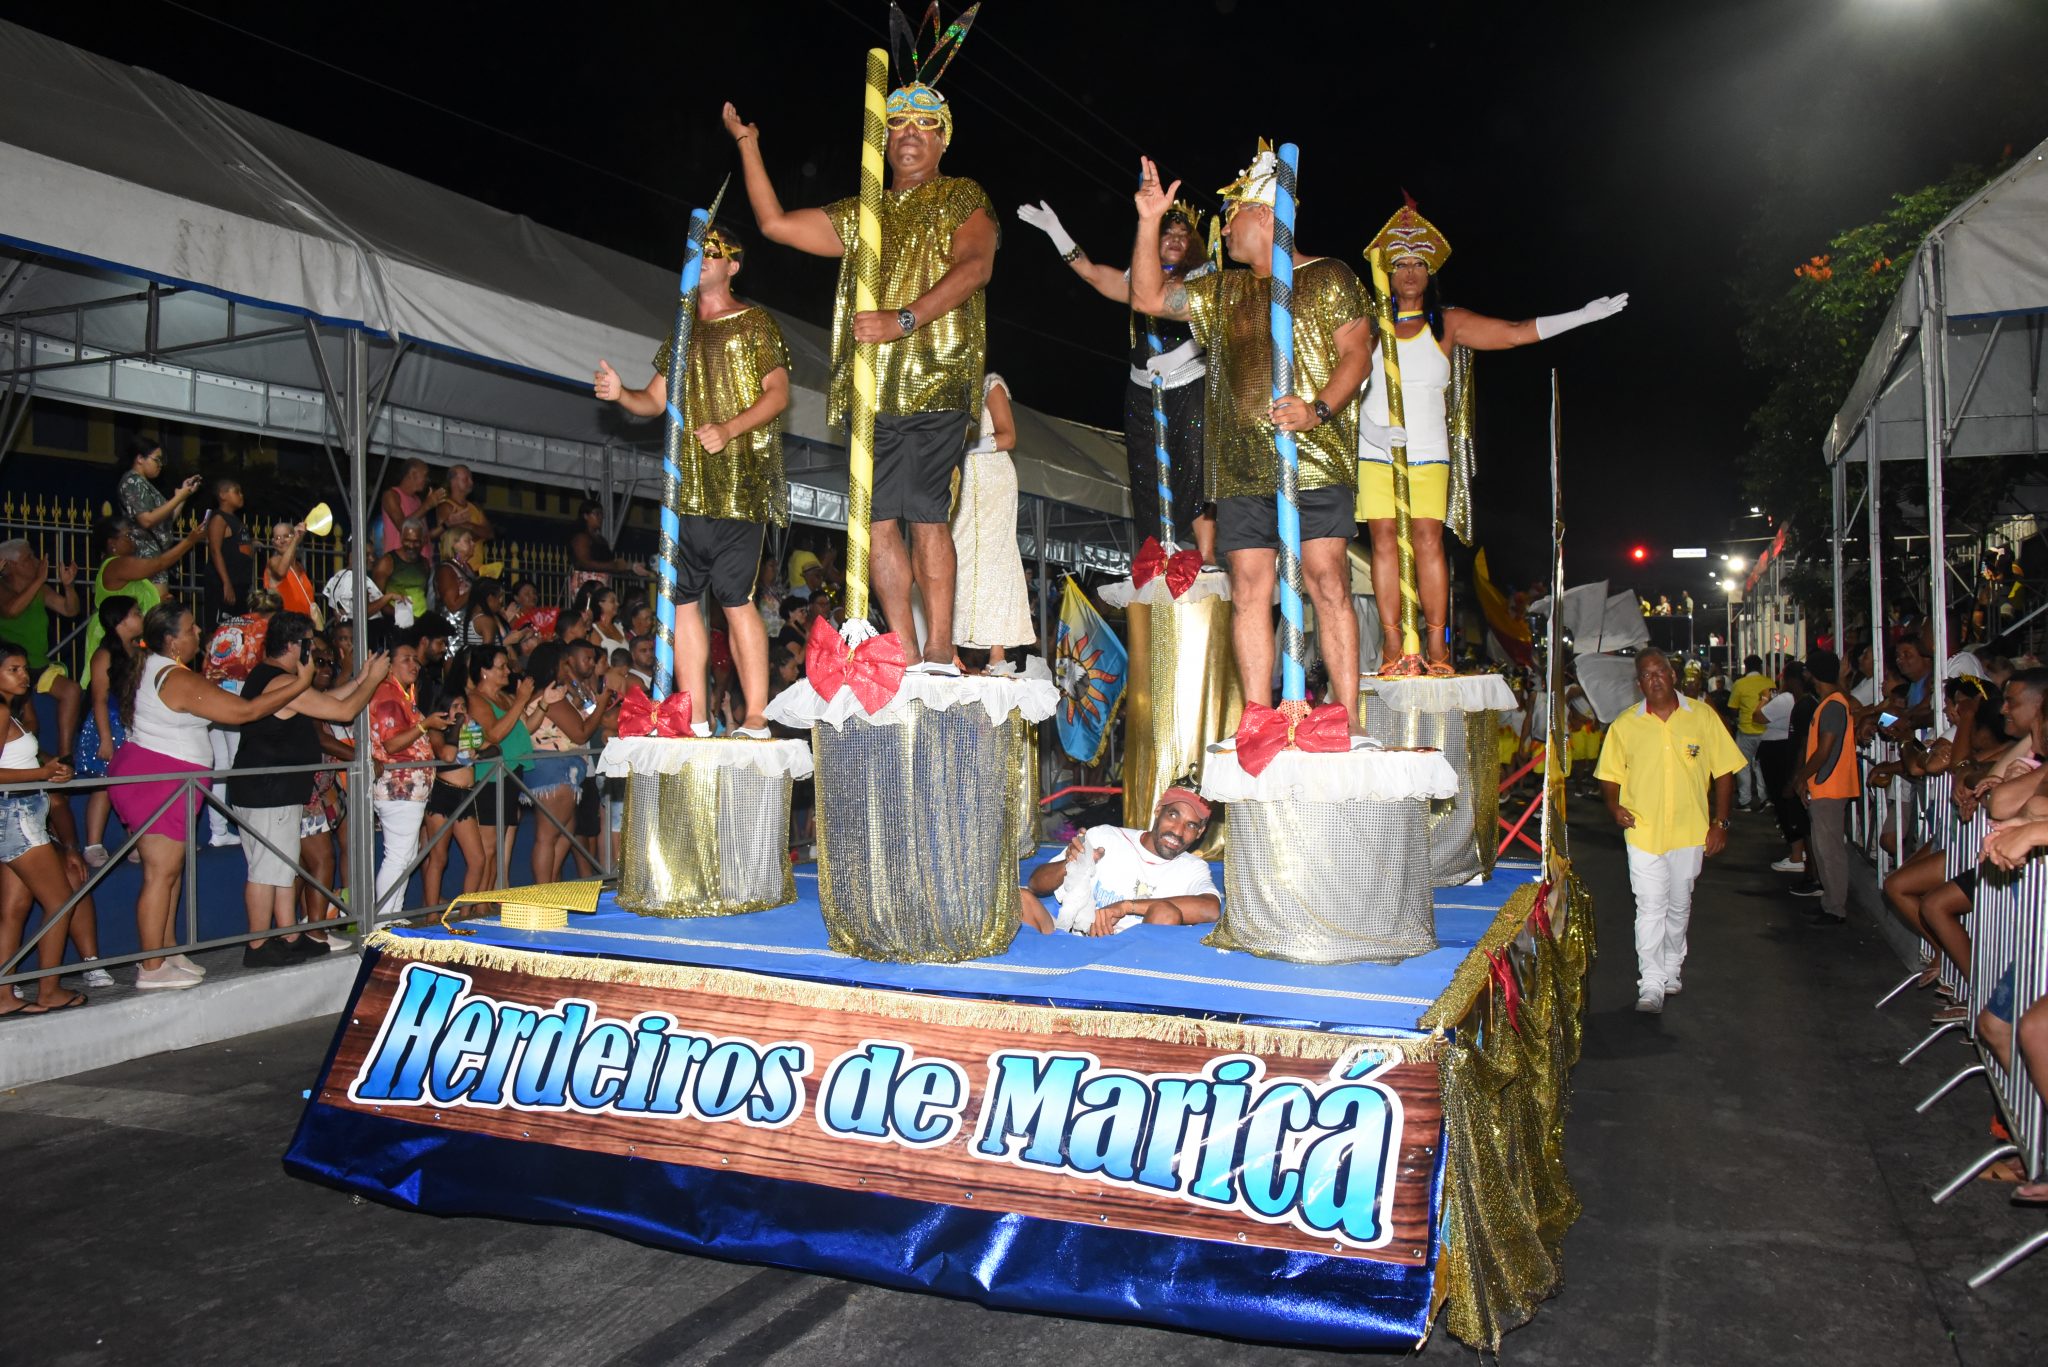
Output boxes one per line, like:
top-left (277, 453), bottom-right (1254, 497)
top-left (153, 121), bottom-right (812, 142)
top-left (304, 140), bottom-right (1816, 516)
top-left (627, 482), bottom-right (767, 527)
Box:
top-left (1054, 577), bottom-right (1127, 764)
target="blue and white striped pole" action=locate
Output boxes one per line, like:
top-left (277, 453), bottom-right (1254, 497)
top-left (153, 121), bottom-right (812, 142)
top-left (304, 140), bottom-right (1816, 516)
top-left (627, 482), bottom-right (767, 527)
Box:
top-left (1144, 326), bottom-right (1175, 549)
top-left (1269, 142), bottom-right (1306, 704)
top-left (655, 205), bottom-right (715, 703)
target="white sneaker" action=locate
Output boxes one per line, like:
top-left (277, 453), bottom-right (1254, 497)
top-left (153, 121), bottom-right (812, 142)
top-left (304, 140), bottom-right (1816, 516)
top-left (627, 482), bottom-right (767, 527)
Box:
top-left (169, 954), bottom-right (206, 977)
top-left (733, 726), bottom-right (773, 740)
top-left (81, 843), bottom-right (110, 869)
top-left (1770, 856), bottom-right (1806, 873)
top-left (80, 967), bottom-right (116, 988)
top-left (135, 963), bottom-right (200, 991)
top-left (905, 660), bottom-right (960, 678)
top-left (1664, 981), bottom-right (1682, 996)
top-left (209, 831), bottom-right (242, 848)
top-left (311, 932), bottom-right (353, 953)
top-left (1635, 988), bottom-right (1665, 1014)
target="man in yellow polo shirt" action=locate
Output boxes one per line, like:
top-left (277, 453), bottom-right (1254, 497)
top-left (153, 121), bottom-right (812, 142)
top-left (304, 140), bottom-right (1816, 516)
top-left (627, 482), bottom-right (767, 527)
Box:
top-left (1725, 654), bottom-right (1772, 811)
top-left (1596, 648), bottom-right (1747, 1013)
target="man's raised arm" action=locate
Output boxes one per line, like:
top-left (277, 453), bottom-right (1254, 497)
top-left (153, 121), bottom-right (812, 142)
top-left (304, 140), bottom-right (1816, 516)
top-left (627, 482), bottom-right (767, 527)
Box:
top-left (722, 103), bottom-right (844, 258)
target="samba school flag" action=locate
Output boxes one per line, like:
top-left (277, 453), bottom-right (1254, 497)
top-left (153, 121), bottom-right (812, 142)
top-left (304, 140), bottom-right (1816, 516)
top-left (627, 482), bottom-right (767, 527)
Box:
top-left (1054, 576), bottom-right (1126, 764)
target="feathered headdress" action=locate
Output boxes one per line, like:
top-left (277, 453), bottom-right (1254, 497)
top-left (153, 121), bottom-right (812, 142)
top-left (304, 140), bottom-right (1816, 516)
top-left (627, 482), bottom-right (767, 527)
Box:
top-left (1367, 193), bottom-right (1452, 274)
top-left (886, 3), bottom-right (982, 147)
top-left (1218, 139), bottom-right (1281, 211)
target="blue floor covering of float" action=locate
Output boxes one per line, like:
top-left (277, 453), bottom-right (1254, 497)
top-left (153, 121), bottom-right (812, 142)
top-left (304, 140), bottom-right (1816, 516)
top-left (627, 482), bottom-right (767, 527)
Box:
top-left (388, 852), bottom-right (1539, 1038)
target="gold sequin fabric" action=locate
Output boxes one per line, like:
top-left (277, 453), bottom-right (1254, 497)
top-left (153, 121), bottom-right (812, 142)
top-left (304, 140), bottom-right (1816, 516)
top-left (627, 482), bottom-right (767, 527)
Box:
top-left (1363, 696), bottom-right (1501, 886)
top-left (1446, 342), bottom-right (1477, 544)
top-left (825, 175), bottom-right (997, 425)
top-left (1183, 258), bottom-right (1369, 500)
top-left (1205, 794), bottom-right (1436, 964)
top-left (1432, 871), bottom-right (1593, 1349)
top-left (811, 699), bottom-right (1030, 963)
top-left (616, 765), bottom-right (797, 917)
top-left (1121, 595), bottom-right (1242, 859)
top-left (650, 306), bottom-right (793, 525)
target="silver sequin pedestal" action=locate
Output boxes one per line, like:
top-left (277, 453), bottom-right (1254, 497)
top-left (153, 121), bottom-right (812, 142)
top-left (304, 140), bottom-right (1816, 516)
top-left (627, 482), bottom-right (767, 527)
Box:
top-left (1361, 673), bottom-right (1517, 888)
top-left (1201, 744), bottom-right (1461, 965)
top-left (767, 666), bottom-right (1059, 964)
top-left (598, 737), bottom-right (814, 917)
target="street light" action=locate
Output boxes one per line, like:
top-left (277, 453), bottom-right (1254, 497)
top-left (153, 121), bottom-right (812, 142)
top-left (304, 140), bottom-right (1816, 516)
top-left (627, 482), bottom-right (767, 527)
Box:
top-left (1728, 556), bottom-right (1746, 572)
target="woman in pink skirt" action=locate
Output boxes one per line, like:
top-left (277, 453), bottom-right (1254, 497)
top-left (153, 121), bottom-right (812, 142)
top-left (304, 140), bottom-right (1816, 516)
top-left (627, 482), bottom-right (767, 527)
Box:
top-left (108, 603), bottom-right (314, 989)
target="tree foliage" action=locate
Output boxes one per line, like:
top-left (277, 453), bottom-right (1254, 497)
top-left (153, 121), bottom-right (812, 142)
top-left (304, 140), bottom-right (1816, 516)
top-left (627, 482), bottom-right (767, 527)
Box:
top-left (1736, 163), bottom-right (2006, 552)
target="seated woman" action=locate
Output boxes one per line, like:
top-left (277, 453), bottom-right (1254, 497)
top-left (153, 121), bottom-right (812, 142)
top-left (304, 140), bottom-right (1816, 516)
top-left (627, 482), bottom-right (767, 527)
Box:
top-left (1879, 678), bottom-right (2012, 1019)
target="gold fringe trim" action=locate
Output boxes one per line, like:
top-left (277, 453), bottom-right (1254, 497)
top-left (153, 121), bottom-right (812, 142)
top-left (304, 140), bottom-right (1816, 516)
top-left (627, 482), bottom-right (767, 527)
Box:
top-left (363, 931), bottom-right (1439, 1064)
top-left (1416, 880), bottom-right (1542, 1032)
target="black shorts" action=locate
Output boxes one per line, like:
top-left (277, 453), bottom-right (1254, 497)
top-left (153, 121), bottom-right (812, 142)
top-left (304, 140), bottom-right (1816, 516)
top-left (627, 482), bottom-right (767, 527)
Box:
top-left (473, 779), bottom-right (523, 828)
top-left (575, 774), bottom-right (604, 837)
top-left (1214, 485), bottom-right (1357, 556)
top-left (1123, 379), bottom-right (1208, 544)
top-left (874, 410), bottom-right (970, 523)
top-left (426, 778), bottom-right (472, 819)
top-left (677, 516), bottom-right (765, 608)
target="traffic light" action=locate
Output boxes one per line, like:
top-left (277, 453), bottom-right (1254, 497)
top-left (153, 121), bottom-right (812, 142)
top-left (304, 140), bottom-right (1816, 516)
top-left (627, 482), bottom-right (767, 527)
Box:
top-left (1631, 545), bottom-right (1648, 562)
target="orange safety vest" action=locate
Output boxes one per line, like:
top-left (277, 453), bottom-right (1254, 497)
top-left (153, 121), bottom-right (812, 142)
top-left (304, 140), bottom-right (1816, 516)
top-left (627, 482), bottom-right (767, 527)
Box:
top-left (1805, 693), bottom-right (1860, 800)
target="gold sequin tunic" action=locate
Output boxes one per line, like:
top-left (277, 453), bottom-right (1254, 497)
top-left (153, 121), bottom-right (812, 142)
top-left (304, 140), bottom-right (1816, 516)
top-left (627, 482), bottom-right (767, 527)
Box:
top-left (1183, 258), bottom-right (1369, 500)
top-left (651, 305), bottom-right (792, 526)
top-left (825, 175), bottom-right (997, 426)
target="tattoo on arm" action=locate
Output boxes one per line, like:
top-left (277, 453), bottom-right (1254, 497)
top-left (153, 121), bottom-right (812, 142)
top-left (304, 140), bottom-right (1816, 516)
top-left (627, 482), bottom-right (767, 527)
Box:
top-left (1164, 284), bottom-right (1188, 317)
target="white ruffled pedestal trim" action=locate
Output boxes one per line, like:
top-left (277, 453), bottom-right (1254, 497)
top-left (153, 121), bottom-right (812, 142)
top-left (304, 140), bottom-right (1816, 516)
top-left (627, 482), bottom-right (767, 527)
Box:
top-left (599, 736), bottom-right (815, 781)
top-left (1201, 743), bottom-right (1460, 805)
top-left (1097, 569), bottom-right (1233, 610)
top-left (1361, 672), bottom-right (1518, 714)
top-left (764, 669), bottom-right (1060, 732)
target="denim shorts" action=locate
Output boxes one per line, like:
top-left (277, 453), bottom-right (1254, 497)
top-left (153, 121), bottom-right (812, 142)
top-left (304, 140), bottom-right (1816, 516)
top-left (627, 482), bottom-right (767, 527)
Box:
top-left (524, 752), bottom-right (586, 797)
top-left (0, 792), bottom-right (52, 862)
top-left (1987, 964), bottom-right (2016, 1024)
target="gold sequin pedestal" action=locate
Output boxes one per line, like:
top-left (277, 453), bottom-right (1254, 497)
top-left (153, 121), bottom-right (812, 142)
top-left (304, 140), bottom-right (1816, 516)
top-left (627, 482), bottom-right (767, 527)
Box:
top-left (1361, 673), bottom-right (1515, 888)
top-left (1101, 571), bottom-right (1240, 859)
top-left (598, 737), bottom-right (813, 917)
top-left (1201, 744), bottom-right (1459, 965)
top-left (766, 667), bottom-right (1058, 963)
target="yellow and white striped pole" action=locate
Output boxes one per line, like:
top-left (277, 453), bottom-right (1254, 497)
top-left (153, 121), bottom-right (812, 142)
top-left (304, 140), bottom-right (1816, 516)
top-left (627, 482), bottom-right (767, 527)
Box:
top-left (843, 47), bottom-right (888, 627)
top-left (1367, 247), bottom-right (1422, 661)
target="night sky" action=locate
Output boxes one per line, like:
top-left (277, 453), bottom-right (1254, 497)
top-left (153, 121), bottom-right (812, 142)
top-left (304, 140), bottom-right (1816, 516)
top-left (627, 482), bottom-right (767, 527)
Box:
top-left (14, 0), bottom-right (2047, 593)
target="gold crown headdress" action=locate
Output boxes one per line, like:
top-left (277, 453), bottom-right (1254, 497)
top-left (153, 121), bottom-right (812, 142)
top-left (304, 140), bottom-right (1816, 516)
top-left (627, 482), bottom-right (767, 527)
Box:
top-left (1367, 194), bottom-right (1452, 274)
top-left (1218, 139), bottom-right (1281, 211)
top-left (886, 3), bottom-right (983, 147)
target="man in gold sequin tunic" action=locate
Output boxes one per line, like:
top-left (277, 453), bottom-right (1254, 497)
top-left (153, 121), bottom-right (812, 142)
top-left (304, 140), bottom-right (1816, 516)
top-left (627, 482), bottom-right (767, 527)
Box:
top-left (593, 225), bottom-right (790, 737)
top-left (722, 86), bottom-right (998, 671)
top-left (1129, 147), bottom-right (1377, 729)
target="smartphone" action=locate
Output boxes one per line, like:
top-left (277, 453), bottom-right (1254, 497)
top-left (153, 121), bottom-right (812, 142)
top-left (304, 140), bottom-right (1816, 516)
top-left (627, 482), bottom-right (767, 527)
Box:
top-left (298, 639), bottom-right (312, 664)
top-left (1879, 711), bottom-right (1900, 727)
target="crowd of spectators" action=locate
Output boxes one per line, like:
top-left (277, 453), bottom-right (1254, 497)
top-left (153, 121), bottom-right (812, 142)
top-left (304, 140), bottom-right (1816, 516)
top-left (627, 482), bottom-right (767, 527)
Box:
top-left (0, 435), bottom-right (897, 1015)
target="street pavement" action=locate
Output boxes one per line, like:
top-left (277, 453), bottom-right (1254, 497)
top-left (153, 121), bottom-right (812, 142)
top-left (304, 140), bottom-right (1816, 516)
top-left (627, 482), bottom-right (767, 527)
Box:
top-left (3, 807), bottom-right (2043, 1365)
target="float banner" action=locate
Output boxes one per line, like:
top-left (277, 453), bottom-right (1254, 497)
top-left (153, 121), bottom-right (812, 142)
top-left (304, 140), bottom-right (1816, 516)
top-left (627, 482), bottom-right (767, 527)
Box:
top-left (312, 947), bottom-right (1440, 1267)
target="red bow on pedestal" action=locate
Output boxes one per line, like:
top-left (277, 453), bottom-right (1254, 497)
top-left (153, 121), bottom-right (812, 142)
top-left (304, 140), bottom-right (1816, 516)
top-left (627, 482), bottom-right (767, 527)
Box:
top-left (1129, 536), bottom-right (1203, 599)
top-left (805, 614), bottom-right (909, 714)
top-left (1488, 947), bottom-right (1521, 1032)
top-left (1233, 699), bottom-right (1353, 777)
top-left (617, 684), bottom-right (693, 738)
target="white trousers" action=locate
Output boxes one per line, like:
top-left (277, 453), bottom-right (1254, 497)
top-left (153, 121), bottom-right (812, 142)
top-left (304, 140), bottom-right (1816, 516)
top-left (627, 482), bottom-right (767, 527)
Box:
top-left (1625, 841), bottom-right (1705, 994)
top-left (207, 680), bottom-right (243, 842)
top-left (373, 797), bottom-right (426, 919)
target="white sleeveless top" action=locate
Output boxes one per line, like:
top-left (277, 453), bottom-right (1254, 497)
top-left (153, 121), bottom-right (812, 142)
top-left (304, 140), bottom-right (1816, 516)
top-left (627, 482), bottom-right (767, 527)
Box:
top-left (128, 653), bottom-right (215, 767)
top-left (968, 373), bottom-right (1012, 455)
top-left (0, 712), bottom-right (39, 770)
top-left (1360, 324), bottom-right (1452, 466)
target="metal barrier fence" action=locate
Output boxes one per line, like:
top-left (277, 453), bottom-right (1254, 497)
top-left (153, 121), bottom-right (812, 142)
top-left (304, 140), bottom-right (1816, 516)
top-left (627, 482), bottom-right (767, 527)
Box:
top-left (1871, 752), bottom-right (2048, 1286)
top-left (0, 494), bottom-right (624, 675)
top-left (0, 743), bottom-right (613, 990)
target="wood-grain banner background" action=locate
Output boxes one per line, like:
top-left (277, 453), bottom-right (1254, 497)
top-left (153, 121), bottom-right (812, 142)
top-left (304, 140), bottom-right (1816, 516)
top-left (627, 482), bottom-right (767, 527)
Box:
top-left (321, 953), bottom-right (1441, 1264)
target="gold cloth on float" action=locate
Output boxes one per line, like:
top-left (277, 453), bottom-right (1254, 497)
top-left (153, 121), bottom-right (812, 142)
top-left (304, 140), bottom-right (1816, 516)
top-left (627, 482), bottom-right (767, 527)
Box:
top-left (812, 700), bottom-right (1034, 963)
top-left (1120, 584), bottom-right (1241, 859)
top-left (1363, 696), bottom-right (1500, 887)
top-left (616, 766), bottom-right (797, 918)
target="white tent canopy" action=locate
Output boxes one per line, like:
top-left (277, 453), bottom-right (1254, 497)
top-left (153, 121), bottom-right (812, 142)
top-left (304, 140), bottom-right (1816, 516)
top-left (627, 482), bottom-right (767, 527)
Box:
top-left (0, 19), bottom-right (1132, 558)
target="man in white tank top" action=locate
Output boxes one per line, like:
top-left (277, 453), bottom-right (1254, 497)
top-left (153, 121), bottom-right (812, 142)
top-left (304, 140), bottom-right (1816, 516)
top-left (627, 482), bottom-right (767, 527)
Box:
top-left (1359, 201), bottom-right (1628, 676)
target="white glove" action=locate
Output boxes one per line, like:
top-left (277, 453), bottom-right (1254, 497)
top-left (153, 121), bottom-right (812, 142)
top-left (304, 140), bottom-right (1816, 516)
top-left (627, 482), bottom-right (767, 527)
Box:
top-left (1358, 417), bottom-right (1410, 450)
top-left (1016, 201), bottom-right (1079, 258)
top-left (1534, 294), bottom-right (1628, 340)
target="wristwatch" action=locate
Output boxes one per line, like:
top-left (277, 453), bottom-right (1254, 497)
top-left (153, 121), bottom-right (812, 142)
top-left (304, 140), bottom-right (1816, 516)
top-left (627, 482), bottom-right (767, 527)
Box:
top-left (1311, 398), bottom-right (1332, 425)
top-left (1712, 818), bottom-right (1731, 830)
top-left (896, 308), bottom-right (917, 336)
